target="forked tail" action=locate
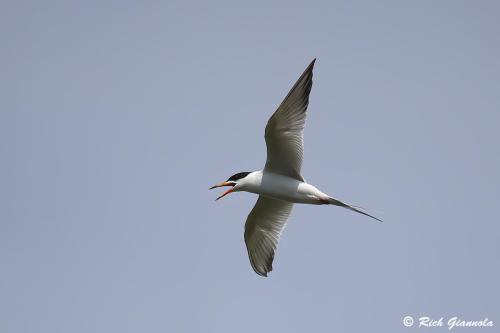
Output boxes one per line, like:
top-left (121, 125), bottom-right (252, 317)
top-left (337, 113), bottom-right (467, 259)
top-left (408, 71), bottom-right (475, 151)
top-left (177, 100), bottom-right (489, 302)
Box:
top-left (327, 197), bottom-right (382, 222)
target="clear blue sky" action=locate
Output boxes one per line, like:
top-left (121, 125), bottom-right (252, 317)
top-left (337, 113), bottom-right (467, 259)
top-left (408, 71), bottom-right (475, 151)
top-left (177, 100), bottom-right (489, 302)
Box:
top-left (1, 1), bottom-right (499, 332)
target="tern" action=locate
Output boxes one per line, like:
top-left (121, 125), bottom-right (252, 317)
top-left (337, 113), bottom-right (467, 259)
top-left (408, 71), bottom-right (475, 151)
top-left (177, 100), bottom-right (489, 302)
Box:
top-left (210, 59), bottom-right (381, 277)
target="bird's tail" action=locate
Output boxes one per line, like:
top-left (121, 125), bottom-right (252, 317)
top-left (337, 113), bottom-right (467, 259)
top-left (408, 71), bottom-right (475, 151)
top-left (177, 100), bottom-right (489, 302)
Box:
top-left (327, 197), bottom-right (382, 222)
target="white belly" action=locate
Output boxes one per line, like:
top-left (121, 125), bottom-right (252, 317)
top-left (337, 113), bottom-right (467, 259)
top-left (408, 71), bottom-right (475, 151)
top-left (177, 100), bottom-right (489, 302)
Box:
top-left (242, 171), bottom-right (329, 204)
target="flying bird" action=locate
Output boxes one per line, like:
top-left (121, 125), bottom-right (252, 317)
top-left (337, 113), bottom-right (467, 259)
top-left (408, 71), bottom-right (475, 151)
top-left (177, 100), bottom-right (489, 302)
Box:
top-left (210, 59), bottom-right (381, 277)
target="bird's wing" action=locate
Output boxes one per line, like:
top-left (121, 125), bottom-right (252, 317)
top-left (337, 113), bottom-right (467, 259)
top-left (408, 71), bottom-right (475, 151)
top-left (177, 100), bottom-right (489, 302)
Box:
top-left (264, 59), bottom-right (315, 181)
top-left (244, 195), bottom-right (293, 277)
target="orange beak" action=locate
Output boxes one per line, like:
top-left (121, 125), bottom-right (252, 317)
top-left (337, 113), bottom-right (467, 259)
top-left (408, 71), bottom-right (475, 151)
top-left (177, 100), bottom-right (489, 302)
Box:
top-left (209, 182), bottom-right (235, 200)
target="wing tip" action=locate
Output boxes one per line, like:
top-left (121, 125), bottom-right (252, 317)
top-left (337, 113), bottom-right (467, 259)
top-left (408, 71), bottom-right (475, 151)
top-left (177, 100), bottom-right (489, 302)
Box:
top-left (248, 253), bottom-right (273, 277)
top-left (305, 58), bottom-right (316, 73)
top-left (247, 247), bottom-right (274, 277)
top-left (254, 265), bottom-right (272, 277)
top-left (256, 270), bottom-right (269, 277)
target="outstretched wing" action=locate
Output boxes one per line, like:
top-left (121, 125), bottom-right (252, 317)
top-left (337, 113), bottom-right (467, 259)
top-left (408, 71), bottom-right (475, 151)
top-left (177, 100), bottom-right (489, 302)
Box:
top-left (264, 59), bottom-right (315, 181)
top-left (244, 196), bottom-right (294, 277)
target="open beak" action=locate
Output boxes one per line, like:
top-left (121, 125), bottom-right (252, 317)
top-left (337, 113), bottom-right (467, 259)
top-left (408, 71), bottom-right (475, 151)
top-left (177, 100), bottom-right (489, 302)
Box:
top-left (209, 182), bottom-right (235, 200)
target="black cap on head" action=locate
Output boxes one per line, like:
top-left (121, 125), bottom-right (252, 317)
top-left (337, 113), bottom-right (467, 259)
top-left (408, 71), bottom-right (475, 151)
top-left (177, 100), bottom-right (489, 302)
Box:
top-left (227, 172), bottom-right (251, 182)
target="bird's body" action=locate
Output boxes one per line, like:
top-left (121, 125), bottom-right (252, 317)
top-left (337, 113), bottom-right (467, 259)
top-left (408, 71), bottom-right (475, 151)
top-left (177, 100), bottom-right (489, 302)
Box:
top-left (210, 59), bottom-right (381, 276)
top-left (235, 170), bottom-right (330, 205)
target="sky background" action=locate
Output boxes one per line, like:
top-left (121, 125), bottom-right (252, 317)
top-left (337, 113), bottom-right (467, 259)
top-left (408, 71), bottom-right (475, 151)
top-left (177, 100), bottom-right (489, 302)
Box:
top-left (1, 1), bottom-right (499, 332)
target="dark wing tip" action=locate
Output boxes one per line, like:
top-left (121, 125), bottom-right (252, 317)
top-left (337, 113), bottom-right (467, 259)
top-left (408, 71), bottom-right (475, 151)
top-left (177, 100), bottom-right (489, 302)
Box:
top-left (276, 58), bottom-right (315, 109)
top-left (248, 252), bottom-right (272, 277)
top-left (291, 59), bottom-right (315, 88)
top-left (302, 58), bottom-right (316, 75)
top-left (246, 246), bottom-right (274, 277)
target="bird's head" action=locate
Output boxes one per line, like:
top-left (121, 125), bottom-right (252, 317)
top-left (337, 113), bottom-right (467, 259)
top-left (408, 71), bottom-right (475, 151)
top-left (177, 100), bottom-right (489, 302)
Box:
top-left (209, 172), bottom-right (251, 200)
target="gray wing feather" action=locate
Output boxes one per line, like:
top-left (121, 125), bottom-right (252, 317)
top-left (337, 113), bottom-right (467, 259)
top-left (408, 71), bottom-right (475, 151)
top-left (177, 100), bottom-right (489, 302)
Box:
top-left (244, 196), bottom-right (293, 277)
top-left (264, 59), bottom-right (315, 181)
